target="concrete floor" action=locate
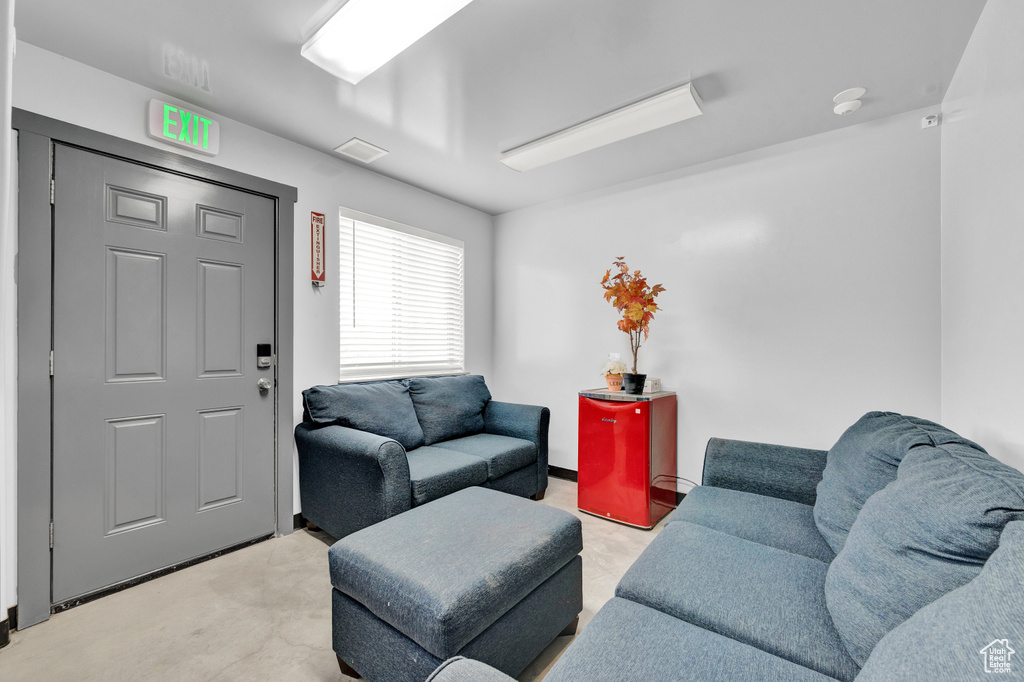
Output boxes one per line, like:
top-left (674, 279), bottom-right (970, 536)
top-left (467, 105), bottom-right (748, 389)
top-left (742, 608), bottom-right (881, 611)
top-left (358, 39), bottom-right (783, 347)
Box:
top-left (0, 478), bottom-right (666, 681)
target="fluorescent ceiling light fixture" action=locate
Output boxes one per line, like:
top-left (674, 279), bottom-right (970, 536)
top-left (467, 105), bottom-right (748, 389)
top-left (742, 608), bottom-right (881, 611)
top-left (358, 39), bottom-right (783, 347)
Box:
top-left (500, 82), bottom-right (704, 172)
top-left (301, 0), bottom-right (475, 85)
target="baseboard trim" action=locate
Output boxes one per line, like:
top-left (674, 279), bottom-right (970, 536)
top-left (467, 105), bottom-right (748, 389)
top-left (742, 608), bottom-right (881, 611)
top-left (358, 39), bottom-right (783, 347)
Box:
top-left (7, 605), bottom-right (16, 631)
top-left (550, 466), bottom-right (687, 504)
top-left (548, 465), bottom-right (578, 482)
top-left (0, 617), bottom-right (9, 648)
top-left (293, 512), bottom-right (305, 530)
top-left (51, 533), bottom-right (273, 615)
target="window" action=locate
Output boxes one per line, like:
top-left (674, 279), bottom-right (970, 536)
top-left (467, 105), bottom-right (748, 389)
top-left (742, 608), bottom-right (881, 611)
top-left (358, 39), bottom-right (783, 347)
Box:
top-left (338, 209), bottom-right (465, 382)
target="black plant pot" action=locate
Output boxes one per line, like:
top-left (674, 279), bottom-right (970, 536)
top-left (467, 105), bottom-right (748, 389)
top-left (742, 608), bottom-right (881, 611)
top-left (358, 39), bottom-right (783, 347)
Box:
top-left (621, 373), bottom-right (647, 395)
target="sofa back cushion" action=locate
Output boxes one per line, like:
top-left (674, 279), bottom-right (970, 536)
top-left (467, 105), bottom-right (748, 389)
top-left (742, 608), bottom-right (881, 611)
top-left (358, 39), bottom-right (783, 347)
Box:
top-left (302, 381), bottom-right (425, 451)
top-left (824, 442), bottom-right (1024, 667)
top-left (814, 411), bottom-right (981, 554)
top-left (857, 520), bottom-right (1024, 679)
top-left (407, 375), bottom-right (491, 445)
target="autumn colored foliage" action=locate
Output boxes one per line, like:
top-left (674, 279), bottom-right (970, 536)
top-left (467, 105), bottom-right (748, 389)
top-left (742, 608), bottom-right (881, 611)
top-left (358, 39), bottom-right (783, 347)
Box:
top-left (600, 258), bottom-right (666, 374)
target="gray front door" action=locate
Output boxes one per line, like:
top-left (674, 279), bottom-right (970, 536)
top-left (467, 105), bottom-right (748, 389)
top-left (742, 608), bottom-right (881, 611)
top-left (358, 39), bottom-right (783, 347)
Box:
top-left (51, 144), bottom-right (276, 603)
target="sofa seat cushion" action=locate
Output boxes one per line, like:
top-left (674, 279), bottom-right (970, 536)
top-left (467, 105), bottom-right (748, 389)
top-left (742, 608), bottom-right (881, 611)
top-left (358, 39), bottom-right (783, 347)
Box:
top-left (814, 411), bottom-right (982, 555)
top-left (428, 657), bottom-right (516, 682)
top-left (408, 375), bottom-right (492, 445)
top-left (857, 521), bottom-right (1024, 680)
top-left (302, 381), bottom-right (425, 451)
top-left (616, 521), bottom-right (859, 682)
top-left (669, 486), bottom-right (835, 563)
top-left (433, 434), bottom-right (537, 480)
top-left (328, 487), bottom-right (583, 660)
top-left (824, 442), bottom-right (1024, 667)
top-left (407, 446), bottom-right (488, 506)
top-left (545, 597), bottom-right (840, 682)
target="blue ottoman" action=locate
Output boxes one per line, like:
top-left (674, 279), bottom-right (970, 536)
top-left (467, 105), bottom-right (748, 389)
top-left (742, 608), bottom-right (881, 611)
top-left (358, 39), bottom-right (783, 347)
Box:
top-left (329, 486), bottom-right (584, 681)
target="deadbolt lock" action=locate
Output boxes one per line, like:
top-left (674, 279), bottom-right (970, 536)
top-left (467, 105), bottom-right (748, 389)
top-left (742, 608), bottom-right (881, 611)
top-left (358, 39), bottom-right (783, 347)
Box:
top-left (257, 343), bottom-right (273, 369)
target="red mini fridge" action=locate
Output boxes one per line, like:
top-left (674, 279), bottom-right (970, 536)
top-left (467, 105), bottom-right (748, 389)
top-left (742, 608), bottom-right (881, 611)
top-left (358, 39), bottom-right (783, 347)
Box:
top-left (577, 390), bottom-right (678, 529)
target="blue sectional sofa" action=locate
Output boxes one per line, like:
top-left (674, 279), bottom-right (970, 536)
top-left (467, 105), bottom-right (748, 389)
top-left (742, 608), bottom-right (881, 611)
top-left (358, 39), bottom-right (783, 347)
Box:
top-left (429, 411), bottom-right (1024, 681)
top-left (294, 374), bottom-right (549, 541)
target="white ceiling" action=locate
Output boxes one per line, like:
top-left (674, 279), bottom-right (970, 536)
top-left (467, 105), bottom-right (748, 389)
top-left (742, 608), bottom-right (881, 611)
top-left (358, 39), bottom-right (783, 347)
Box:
top-left (15, 0), bottom-right (987, 215)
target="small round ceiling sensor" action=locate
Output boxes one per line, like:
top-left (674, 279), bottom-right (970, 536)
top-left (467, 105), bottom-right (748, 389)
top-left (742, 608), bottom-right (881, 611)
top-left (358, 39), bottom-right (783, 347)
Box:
top-left (834, 87), bottom-right (867, 104)
top-left (834, 100), bottom-right (862, 115)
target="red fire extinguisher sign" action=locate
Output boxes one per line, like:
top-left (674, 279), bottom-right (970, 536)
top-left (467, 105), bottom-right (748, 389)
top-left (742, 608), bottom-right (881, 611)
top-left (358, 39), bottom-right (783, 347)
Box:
top-left (311, 211), bottom-right (326, 287)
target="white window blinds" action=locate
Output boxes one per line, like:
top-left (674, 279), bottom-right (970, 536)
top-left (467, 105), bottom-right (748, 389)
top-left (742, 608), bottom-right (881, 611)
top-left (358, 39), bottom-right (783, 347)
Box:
top-left (339, 210), bottom-right (465, 382)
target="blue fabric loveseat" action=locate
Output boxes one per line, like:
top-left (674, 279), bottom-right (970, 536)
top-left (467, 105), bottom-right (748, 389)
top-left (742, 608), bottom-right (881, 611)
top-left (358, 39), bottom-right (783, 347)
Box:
top-left (429, 411), bottom-right (1024, 681)
top-left (294, 374), bottom-right (549, 540)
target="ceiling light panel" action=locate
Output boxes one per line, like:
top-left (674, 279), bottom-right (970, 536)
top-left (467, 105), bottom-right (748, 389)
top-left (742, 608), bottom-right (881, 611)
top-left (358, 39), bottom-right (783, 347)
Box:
top-left (301, 0), bottom-right (475, 85)
top-left (499, 82), bottom-right (704, 173)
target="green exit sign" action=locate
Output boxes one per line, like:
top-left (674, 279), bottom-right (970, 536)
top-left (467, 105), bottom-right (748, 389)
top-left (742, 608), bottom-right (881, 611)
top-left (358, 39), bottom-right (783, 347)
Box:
top-left (147, 99), bottom-right (220, 155)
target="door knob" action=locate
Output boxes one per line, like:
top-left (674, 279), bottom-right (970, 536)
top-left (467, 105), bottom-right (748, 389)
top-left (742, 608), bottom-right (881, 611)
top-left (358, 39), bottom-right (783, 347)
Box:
top-left (257, 378), bottom-right (272, 393)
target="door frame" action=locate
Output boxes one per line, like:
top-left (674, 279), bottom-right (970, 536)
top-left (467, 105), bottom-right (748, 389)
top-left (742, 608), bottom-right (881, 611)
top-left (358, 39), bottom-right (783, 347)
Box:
top-left (13, 109), bottom-right (297, 627)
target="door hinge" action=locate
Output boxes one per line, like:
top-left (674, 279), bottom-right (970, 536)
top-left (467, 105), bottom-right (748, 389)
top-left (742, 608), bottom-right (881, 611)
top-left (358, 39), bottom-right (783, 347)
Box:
top-left (49, 521), bottom-right (54, 549)
top-left (49, 350), bottom-right (54, 376)
top-left (50, 179), bottom-right (55, 205)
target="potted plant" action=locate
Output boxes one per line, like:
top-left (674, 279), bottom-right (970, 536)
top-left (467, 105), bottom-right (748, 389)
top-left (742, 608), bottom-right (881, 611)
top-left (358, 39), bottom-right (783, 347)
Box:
top-left (600, 359), bottom-right (628, 391)
top-left (600, 258), bottom-right (666, 394)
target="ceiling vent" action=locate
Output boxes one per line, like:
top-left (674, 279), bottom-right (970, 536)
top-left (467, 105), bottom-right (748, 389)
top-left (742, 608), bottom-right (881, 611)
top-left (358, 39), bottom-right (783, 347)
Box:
top-left (335, 137), bottom-right (389, 164)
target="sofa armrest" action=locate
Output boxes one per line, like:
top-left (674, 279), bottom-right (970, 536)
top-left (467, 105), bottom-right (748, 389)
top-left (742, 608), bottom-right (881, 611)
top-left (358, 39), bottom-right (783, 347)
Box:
top-left (701, 437), bottom-right (828, 506)
top-left (427, 657), bottom-right (515, 682)
top-left (483, 400), bottom-right (551, 493)
top-left (294, 422), bottom-right (411, 539)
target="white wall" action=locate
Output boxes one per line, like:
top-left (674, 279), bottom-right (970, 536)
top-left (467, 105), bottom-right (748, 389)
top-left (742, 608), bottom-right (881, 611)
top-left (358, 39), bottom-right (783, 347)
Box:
top-left (940, 0), bottom-right (1024, 473)
top-left (3, 41), bottom-right (494, 547)
top-left (493, 110), bottom-right (943, 486)
top-left (0, 0), bottom-right (15, 621)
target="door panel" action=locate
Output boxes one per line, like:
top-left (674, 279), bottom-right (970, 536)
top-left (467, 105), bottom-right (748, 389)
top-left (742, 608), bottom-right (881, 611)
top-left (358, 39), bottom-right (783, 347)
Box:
top-left (107, 185), bottom-right (166, 230)
top-left (51, 144), bottom-right (276, 603)
top-left (197, 260), bottom-right (244, 376)
top-left (197, 407), bottom-right (244, 510)
top-left (197, 205), bottom-right (243, 242)
top-left (105, 414), bottom-right (165, 534)
top-left (106, 248), bottom-right (167, 382)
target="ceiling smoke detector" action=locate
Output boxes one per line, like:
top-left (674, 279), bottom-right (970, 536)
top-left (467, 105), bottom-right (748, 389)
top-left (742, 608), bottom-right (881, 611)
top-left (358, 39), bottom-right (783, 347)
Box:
top-left (833, 87), bottom-right (867, 103)
top-left (833, 87), bottom-right (866, 116)
top-left (334, 137), bottom-right (389, 164)
top-left (834, 100), bottom-right (862, 115)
